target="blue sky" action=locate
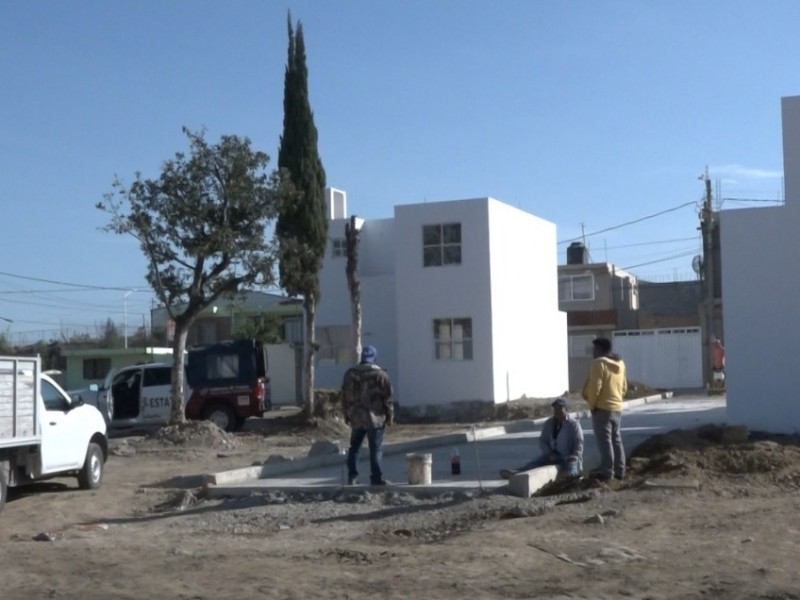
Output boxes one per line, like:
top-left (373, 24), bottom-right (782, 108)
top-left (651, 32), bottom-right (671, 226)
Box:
top-left (0, 0), bottom-right (796, 344)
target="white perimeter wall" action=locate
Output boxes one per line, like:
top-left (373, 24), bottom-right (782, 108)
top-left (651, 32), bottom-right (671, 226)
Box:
top-left (487, 199), bottom-right (568, 400)
top-left (721, 95), bottom-right (800, 433)
top-left (394, 199), bottom-right (495, 407)
top-left (266, 343), bottom-right (297, 406)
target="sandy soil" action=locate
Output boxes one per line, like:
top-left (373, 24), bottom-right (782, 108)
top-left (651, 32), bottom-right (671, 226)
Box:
top-left (2, 405), bottom-right (800, 600)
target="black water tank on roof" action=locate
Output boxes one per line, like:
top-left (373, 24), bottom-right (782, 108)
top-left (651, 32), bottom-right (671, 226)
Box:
top-left (567, 242), bottom-right (587, 265)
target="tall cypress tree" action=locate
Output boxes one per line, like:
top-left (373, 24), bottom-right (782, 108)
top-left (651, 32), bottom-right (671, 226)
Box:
top-left (277, 14), bottom-right (328, 417)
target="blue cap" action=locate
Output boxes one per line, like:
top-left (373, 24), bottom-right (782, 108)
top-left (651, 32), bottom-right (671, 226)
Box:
top-left (551, 397), bottom-right (567, 408)
top-left (361, 345), bottom-right (377, 363)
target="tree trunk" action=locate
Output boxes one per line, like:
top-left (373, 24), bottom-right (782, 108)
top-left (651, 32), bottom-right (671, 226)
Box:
top-left (345, 216), bottom-right (362, 364)
top-left (169, 325), bottom-right (189, 424)
top-left (303, 294), bottom-right (316, 419)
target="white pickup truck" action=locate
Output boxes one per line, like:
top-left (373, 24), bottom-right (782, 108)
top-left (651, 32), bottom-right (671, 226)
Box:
top-left (0, 356), bottom-right (108, 513)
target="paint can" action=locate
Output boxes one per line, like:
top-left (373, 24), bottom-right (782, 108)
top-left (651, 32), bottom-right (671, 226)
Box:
top-left (407, 453), bottom-right (432, 485)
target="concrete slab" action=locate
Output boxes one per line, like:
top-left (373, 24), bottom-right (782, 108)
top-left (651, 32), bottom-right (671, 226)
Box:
top-left (508, 465), bottom-right (558, 498)
top-left (205, 393), bottom-right (724, 499)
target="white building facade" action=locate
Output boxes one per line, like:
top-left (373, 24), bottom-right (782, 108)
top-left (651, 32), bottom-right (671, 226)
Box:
top-left (720, 95), bottom-right (800, 433)
top-left (315, 190), bottom-right (568, 414)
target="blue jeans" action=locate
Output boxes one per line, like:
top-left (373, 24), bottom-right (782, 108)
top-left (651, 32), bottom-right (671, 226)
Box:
top-left (518, 452), bottom-right (581, 477)
top-left (592, 409), bottom-right (625, 479)
top-left (347, 426), bottom-right (385, 483)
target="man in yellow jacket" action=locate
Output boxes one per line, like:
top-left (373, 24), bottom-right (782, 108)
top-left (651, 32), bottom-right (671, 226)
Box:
top-left (582, 337), bottom-right (628, 481)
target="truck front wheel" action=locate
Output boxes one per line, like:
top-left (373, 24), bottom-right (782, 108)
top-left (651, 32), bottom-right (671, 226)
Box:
top-left (77, 443), bottom-right (104, 490)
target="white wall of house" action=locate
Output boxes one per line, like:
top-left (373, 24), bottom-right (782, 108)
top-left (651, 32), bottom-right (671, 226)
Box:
top-left (721, 95), bottom-right (800, 433)
top-left (316, 194), bottom-right (568, 409)
top-left (267, 343), bottom-right (297, 406)
top-left (395, 199), bottom-right (495, 406)
top-left (394, 198), bottom-right (568, 407)
top-left (487, 199), bottom-right (568, 401)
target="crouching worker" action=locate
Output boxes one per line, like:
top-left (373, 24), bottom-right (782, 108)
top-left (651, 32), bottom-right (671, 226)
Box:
top-left (500, 398), bottom-right (583, 479)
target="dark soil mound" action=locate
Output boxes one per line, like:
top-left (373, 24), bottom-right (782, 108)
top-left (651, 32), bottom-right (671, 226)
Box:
top-left (628, 425), bottom-right (800, 489)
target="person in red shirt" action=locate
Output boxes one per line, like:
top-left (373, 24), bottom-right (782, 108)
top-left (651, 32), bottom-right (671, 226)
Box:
top-left (712, 339), bottom-right (726, 371)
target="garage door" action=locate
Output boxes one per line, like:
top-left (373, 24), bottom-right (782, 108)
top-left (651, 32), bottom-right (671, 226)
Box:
top-left (613, 328), bottom-right (702, 389)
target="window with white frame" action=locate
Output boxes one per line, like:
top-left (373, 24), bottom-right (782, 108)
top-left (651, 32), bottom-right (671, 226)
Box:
top-left (331, 238), bottom-right (346, 258)
top-left (317, 325), bottom-right (353, 366)
top-left (423, 223), bottom-right (462, 267)
top-left (433, 318), bottom-right (473, 360)
top-left (559, 274), bottom-right (595, 302)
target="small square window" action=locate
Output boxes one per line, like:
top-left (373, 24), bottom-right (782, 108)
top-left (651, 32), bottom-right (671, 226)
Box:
top-left (433, 318), bottom-right (473, 360)
top-left (317, 325), bottom-right (353, 366)
top-left (332, 238), bottom-right (346, 258)
top-left (423, 223), bottom-right (462, 267)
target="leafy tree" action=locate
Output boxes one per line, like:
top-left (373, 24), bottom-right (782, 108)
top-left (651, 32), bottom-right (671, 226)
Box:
top-left (61, 331), bottom-right (94, 347)
top-left (98, 318), bottom-right (122, 349)
top-left (232, 313), bottom-right (284, 344)
top-left (98, 129), bottom-right (281, 424)
top-left (277, 15), bottom-right (328, 417)
top-left (0, 331), bottom-right (13, 355)
top-left (126, 324), bottom-right (152, 349)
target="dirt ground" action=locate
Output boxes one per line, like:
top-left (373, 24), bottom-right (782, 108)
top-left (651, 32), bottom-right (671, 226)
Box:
top-left (3, 403), bottom-right (800, 600)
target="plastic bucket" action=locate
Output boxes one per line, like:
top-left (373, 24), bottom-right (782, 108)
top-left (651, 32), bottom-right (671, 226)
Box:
top-left (407, 453), bottom-right (433, 485)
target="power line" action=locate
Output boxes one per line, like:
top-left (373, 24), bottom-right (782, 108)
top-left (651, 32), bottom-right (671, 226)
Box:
top-left (620, 249), bottom-right (699, 270)
top-left (598, 236), bottom-right (699, 250)
top-left (0, 288), bottom-right (128, 294)
top-left (0, 270), bottom-right (146, 291)
top-left (558, 201), bottom-right (697, 246)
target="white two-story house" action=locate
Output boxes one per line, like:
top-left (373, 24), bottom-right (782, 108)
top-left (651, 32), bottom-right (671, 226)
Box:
top-left (315, 189), bottom-right (568, 417)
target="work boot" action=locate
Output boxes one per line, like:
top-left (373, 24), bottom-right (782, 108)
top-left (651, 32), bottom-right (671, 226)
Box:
top-left (347, 476), bottom-right (358, 486)
top-left (500, 468), bottom-right (518, 480)
top-left (370, 478), bottom-right (388, 486)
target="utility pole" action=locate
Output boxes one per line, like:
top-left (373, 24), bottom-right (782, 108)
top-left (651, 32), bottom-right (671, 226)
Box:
top-left (123, 289), bottom-right (137, 349)
top-left (699, 166), bottom-right (716, 389)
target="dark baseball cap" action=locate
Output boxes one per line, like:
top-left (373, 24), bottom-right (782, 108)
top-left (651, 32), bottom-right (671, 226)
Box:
top-left (551, 397), bottom-right (567, 408)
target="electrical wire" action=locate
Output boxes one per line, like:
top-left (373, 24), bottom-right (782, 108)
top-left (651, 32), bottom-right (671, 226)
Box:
top-left (0, 270), bottom-right (145, 291)
top-left (558, 201), bottom-right (697, 245)
top-left (599, 236), bottom-right (699, 250)
top-left (621, 249), bottom-right (699, 270)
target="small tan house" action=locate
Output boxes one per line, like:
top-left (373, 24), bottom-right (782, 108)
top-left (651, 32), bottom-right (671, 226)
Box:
top-left (558, 242), bottom-right (638, 389)
top-left (62, 347), bottom-right (174, 391)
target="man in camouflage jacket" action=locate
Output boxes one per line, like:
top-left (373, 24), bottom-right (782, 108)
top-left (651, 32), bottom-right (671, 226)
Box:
top-left (342, 345), bottom-right (394, 485)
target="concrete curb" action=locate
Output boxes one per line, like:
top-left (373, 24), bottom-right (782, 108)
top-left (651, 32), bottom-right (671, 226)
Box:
top-left (204, 479), bottom-right (508, 499)
top-left (205, 393), bottom-right (675, 487)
